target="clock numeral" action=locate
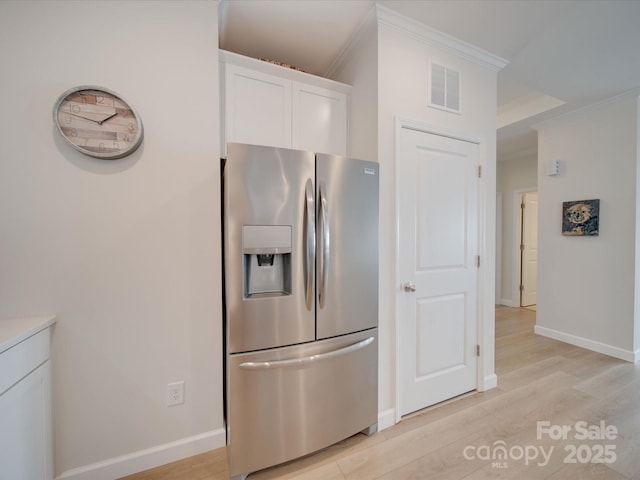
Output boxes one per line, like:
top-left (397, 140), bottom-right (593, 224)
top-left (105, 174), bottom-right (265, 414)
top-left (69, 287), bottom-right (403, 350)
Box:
top-left (64, 115), bottom-right (72, 124)
top-left (71, 104), bottom-right (81, 114)
top-left (70, 128), bottom-right (77, 137)
top-left (113, 141), bottom-right (120, 149)
top-left (96, 95), bottom-right (105, 105)
top-left (99, 142), bottom-right (105, 151)
top-left (123, 134), bottom-right (130, 142)
top-left (128, 123), bottom-right (135, 134)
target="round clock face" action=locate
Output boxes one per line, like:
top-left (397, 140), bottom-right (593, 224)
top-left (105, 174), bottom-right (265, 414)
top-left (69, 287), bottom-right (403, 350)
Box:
top-left (53, 86), bottom-right (143, 159)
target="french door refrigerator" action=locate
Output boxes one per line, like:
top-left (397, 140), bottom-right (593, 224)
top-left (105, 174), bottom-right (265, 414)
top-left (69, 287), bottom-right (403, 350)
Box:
top-left (222, 143), bottom-right (379, 480)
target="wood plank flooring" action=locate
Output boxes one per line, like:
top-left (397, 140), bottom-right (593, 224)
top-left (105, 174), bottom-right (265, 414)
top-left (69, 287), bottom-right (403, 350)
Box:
top-left (120, 306), bottom-right (640, 480)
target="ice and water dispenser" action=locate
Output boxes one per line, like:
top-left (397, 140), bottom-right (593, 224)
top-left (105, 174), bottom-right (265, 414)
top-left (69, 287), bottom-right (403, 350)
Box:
top-left (243, 225), bottom-right (292, 297)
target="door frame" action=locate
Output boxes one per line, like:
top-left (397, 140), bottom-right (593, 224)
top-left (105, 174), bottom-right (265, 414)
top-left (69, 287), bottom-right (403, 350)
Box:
top-left (393, 117), bottom-right (495, 424)
top-left (511, 188), bottom-right (537, 308)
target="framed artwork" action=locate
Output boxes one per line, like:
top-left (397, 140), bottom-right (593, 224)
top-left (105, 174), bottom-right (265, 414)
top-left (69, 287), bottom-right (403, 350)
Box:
top-left (562, 199), bottom-right (600, 236)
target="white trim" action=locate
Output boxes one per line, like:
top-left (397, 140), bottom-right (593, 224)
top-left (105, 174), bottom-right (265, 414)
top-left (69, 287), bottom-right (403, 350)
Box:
top-left (325, 4), bottom-right (377, 78)
top-left (500, 299), bottom-right (514, 307)
top-left (394, 118), bottom-right (403, 425)
top-left (394, 116), bottom-right (492, 424)
top-left (533, 87), bottom-right (640, 131)
top-left (534, 325), bottom-right (637, 363)
top-left (398, 117), bottom-right (483, 145)
top-left (495, 191), bottom-right (502, 305)
top-left (376, 5), bottom-right (508, 72)
top-left (377, 408), bottom-right (396, 431)
top-left (55, 429), bottom-right (226, 480)
top-left (479, 373), bottom-right (498, 392)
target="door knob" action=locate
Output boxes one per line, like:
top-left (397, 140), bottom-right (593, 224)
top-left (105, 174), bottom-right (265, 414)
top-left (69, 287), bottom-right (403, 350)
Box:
top-left (402, 282), bottom-right (416, 292)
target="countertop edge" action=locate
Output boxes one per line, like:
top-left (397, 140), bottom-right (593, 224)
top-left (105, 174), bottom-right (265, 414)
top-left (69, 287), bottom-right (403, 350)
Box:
top-left (0, 316), bottom-right (57, 354)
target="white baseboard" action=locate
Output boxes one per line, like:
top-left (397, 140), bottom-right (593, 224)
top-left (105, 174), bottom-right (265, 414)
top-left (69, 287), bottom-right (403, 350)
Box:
top-left (534, 325), bottom-right (636, 363)
top-left (56, 429), bottom-right (226, 480)
top-left (500, 299), bottom-right (514, 307)
top-left (377, 408), bottom-right (395, 431)
top-left (56, 410), bottom-right (399, 480)
top-left (479, 373), bottom-right (498, 391)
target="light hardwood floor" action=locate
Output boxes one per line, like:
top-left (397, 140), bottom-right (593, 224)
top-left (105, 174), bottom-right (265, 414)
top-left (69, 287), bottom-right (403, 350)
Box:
top-left (121, 307), bottom-right (640, 480)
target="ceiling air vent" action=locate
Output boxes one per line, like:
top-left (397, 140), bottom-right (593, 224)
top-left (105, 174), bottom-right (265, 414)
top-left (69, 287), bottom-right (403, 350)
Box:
top-left (429, 62), bottom-right (460, 113)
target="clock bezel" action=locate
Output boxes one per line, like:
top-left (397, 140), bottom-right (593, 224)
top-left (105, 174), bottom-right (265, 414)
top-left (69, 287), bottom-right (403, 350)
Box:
top-left (53, 85), bottom-right (144, 160)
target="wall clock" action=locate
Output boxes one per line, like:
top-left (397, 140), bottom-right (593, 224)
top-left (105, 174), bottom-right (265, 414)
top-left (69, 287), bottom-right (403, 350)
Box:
top-left (53, 85), bottom-right (143, 159)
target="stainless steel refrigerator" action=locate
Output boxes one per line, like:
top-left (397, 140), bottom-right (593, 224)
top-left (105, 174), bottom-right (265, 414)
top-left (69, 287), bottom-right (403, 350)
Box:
top-left (222, 143), bottom-right (379, 480)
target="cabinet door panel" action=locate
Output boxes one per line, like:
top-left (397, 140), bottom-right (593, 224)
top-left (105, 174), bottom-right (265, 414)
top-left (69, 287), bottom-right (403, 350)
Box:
top-left (0, 361), bottom-right (52, 480)
top-left (292, 82), bottom-right (347, 156)
top-left (225, 64), bottom-right (292, 150)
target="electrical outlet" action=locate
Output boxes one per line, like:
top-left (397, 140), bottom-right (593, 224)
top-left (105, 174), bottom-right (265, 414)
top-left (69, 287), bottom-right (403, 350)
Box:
top-left (167, 381), bottom-right (185, 406)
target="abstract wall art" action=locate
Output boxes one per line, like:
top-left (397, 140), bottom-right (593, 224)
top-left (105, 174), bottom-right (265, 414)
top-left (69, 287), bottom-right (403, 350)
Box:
top-left (562, 199), bottom-right (600, 236)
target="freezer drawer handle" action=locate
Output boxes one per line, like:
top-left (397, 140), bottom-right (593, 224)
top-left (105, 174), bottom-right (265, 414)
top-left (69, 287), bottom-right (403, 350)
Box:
top-left (239, 336), bottom-right (374, 370)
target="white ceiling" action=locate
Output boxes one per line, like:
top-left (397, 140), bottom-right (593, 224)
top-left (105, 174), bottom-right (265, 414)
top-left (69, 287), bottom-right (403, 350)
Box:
top-left (219, 0), bottom-right (640, 160)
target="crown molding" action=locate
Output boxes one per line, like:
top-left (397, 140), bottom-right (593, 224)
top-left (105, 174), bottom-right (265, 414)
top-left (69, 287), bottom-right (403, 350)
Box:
top-left (375, 4), bottom-right (508, 72)
top-left (324, 4), bottom-right (378, 78)
top-left (533, 87), bottom-right (640, 131)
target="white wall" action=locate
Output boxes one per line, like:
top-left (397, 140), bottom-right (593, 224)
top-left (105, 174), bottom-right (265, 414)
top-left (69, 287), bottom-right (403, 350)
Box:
top-left (329, 8), bottom-right (387, 420)
top-left (496, 155), bottom-right (538, 306)
top-left (331, 10), bottom-right (379, 163)
top-left (335, 7), bottom-right (502, 422)
top-left (536, 94), bottom-right (639, 361)
top-left (0, 1), bottom-right (223, 477)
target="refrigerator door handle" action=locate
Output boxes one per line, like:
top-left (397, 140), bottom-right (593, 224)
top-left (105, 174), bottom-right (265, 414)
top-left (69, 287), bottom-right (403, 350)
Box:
top-left (239, 336), bottom-right (374, 370)
top-left (304, 178), bottom-right (316, 311)
top-left (318, 182), bottom-right (330, 309)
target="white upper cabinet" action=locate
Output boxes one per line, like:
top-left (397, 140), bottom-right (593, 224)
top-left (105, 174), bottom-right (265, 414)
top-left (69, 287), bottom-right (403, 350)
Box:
top-left (292, 82), bottom-right (347, 156)
top-left (224, 64), bottom-right (292, 149)
top-left (220, 50), bottom-right (350, 156)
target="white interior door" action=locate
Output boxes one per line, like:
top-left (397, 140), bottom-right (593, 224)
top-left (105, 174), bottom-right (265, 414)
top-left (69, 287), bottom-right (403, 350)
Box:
top-left (521, 192), bottom-right (538, 307)
top-left (398, 128), bottom-right (479, 417)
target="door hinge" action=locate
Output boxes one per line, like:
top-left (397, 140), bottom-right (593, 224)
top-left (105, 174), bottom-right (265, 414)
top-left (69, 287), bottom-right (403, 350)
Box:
top-left (476, 345), bottom-right (480, 356)
top-left (521, 202), bottom-right (525, 210)
top-left (520, 284), bottom-right (524, 292)
top-left (477, 165), bottom-right (482, 178)
top-left (475, 255), bottom-right (480, 267)
top-left (520, 244), bottom-right (525, 251)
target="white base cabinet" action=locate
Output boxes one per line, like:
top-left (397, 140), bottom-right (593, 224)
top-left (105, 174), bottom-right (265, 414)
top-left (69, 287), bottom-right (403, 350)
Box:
top-left (0, 362), bottom-right (52, 480)
top-left (0, 318), bottom-right (55, 480)
top-left (220, 50), bottom-right (350, 157)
